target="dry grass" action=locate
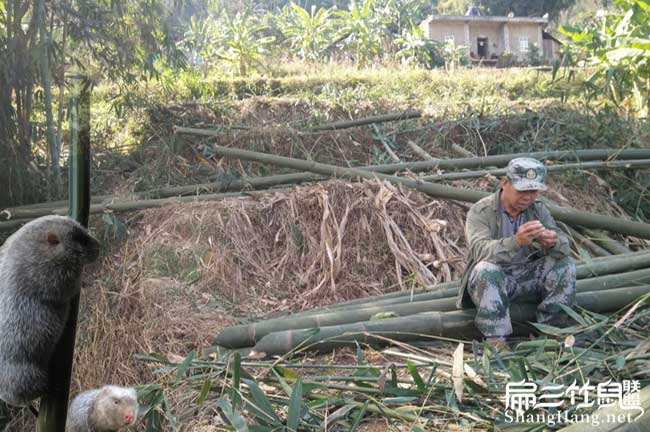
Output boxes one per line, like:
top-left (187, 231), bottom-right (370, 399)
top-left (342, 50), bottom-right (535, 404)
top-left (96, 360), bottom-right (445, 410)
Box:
top-left (75, 178), bottom-right (468, 383)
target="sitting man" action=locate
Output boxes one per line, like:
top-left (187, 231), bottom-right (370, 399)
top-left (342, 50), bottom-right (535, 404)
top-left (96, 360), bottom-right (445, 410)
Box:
top-left (457, 157), bottom-right (576, 348)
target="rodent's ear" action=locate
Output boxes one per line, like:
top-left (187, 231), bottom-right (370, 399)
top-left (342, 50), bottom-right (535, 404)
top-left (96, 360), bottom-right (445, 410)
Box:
top-left (47, 232), bottom-right (61, 246)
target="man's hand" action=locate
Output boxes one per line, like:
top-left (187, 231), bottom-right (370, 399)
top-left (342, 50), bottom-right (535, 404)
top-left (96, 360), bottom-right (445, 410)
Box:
top-left (537, 229), bottom-right (558, 248)
top-left (515, 220), bottom-right (545, 246)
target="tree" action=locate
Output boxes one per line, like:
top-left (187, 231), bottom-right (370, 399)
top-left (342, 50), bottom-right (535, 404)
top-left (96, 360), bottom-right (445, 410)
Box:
top-left (394, 18), bottom-right (439, 66)
top-left (217, 10), bottom-right (274, 76)
top-left (436, 0), bottom-right (473, 14)
top-left (480, 0), bottom-right (578, 21)
top-left (283, 3), bottom-right (332, 61)
top-left (0, 0), bottom-right (187, 206)
top-left (559, 0), bottom-right (650, 117)
top-left (333, 0), bottom-right (388, 65)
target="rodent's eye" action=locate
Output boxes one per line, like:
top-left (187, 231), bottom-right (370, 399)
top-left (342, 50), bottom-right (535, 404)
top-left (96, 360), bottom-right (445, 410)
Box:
top-left (47, 232), bottom-right (60, 245)
top-left (113, 398), bottom-right (120, 405)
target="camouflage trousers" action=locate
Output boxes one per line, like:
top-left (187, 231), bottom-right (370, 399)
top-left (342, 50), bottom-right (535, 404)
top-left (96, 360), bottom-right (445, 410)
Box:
top-left (467, 255), bottom-right (576, 338)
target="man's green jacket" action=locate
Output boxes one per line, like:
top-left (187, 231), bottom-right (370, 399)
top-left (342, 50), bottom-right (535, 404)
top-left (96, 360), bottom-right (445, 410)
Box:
top-left (457, 188), bottom-right (571, 308)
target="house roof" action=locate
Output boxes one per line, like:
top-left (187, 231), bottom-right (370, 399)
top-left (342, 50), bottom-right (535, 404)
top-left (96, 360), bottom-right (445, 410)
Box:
top-left (421, 15), bottom-right (548, 25)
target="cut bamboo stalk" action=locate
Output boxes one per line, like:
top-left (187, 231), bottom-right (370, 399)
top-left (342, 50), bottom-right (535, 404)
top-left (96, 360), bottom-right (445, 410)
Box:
top-left (175, 133), bottom-right (650, 175)
top-left (406, 140), bottom-right (437, 161)
top-left (566, 225), bottom-right (611, 257)
top-left (361, 149), bottom-right (650, 174)
top-left (421, 159), bottom-right (650, 182)
top-left (248, 284), bottom-right (650, 356)
top-left (207, 144), bottom-right (650, 239)
top-left (303, 110), bottom-right (422, 132)
top-left (0, 192), bottom-right (247, 227)
top-left (37, 76), bottom-right (89, 431)
top-left (216, 266), bottom-right (650, 348)
top-left (581, 228), bottom-right (632, 255)
top-left (450, 143), bottom-right (475, 158)
top-left (0, 174), bottom-right (313, 222)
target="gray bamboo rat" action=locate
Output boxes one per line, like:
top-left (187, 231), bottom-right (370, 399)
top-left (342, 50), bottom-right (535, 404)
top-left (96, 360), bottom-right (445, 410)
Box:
top-left (0, 215), bottom-right (100, 406)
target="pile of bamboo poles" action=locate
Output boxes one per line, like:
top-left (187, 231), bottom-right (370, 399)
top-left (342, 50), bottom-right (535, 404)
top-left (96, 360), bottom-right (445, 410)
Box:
top-left (213, 251), bottom-right (650, 354)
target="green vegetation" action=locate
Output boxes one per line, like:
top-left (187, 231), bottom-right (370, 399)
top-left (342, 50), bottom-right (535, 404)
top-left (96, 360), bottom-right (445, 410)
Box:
top-left (559, 0), bottom-right (650, 117)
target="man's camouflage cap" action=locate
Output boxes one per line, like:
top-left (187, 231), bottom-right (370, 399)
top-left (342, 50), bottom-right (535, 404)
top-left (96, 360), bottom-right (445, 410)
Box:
top-left (506, 157), bottom-right (547, 191)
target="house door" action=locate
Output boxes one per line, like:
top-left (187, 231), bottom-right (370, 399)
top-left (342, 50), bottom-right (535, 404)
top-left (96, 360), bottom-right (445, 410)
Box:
top-left (477, 37), bottom-right (488, 58)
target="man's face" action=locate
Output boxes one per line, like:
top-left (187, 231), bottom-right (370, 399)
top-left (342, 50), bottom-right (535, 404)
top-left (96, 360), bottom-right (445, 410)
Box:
top-left (500, 178), bottom-right (540, 213)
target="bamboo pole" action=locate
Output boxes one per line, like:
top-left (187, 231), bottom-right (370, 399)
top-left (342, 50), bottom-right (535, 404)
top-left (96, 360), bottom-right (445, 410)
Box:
top-left (6, 158), bottom-right (649, 223)
top-left (406, 140), bottom-right (437, 161)
top-left (450, 143), bottom-right (476, 158)
top-left (173, 131), bottom-right (650, 174)
top-left (0, 192), bottom-right (252, 231)
top-left (304, 110), bottom-right (422, 132)
top-left (37, 76), bottom-right (90, 432)
top-left (421, 159), bottom-right (650, 182)
top-left (565, 225), bottom-right (611, 257)
top-left (216, 266), bottom-right (650, 348)
top-left (248, 284), bottom-right (650, 356)
top-left (581, 228), bottom-right (632, 255)
top-left (294, 250), bottom-right (650, 316)
top-left (207, 144), bottom-right (650, 239)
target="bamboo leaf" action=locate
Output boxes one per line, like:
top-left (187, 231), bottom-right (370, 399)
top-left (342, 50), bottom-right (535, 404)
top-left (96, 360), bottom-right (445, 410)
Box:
top-left (231, 352), bottom-right (242, 409)
top-left (406, 361), bottom-right (425, 391)
top-left (287, 378), bottom-right (303, 432)
top-left (217, 398), bottom-right (250, 432)
top-left (452, 343), bottom-right (464, 403)
top-left (242, 379), bottom-right (281, 424)
top-left (176, 350), bottom-right (195, 380)
top-left (606, 48), bottom-right (645, 64)
top-left (349, 400), bottom-right (369, 431)
top-left (558, 304), bottom-right (588, 326)
top-left (274, 365), bottom-right (299, 379)
top-left (272, 369), bottom-right (293, 396)
top-left (197, 379), bottom-right (212, 405)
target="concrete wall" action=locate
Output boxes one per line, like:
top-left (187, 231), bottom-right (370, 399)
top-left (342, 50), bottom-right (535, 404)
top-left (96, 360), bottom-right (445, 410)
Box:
top-left (507, 22), bottom-right (544, 61)
top-left (468, 23), bottom-right (503, 58)
top-left (426, 21), bottom-right (468, 48)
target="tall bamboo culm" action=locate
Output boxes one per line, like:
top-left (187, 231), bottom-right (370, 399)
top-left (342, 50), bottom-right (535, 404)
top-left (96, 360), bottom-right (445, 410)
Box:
top-left (37, 76), bottom-right (91, 431)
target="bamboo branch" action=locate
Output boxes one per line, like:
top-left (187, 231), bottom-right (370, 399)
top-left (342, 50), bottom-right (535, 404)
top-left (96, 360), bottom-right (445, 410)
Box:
top-left (371, 124), bottom-right (400, 162)
top-left (565, 224), bottom-right (611, 257)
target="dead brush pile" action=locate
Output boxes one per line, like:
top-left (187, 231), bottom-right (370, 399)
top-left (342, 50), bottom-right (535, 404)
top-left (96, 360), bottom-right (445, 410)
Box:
top-left (73, 179), bottom-right (466, 388)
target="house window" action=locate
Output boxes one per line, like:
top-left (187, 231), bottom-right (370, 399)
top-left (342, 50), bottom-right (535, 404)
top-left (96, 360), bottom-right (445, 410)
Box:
top-left (519, 37), bottom-right (529, 52)
top-left (444, 35), bottom-right (455, 44)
